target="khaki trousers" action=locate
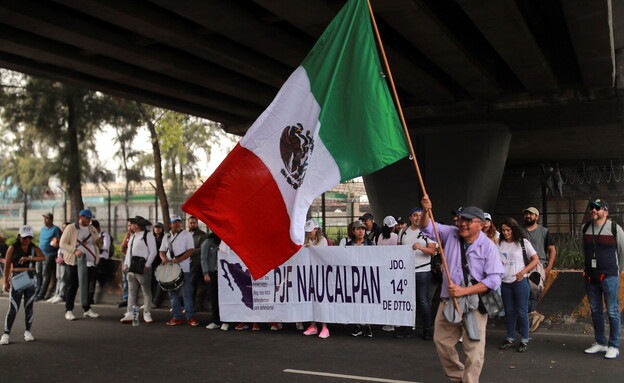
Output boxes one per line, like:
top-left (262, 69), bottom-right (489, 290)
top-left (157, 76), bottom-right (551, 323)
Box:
top-left (433, 300), bottom-right (488, 383)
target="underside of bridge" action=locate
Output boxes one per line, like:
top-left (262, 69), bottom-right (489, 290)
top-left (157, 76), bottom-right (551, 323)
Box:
top-left (1, 0), bottom-right (623, 220)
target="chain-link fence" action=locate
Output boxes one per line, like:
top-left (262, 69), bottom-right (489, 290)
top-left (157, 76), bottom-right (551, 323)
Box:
top-left (0, 181), bottom-right (371, 244)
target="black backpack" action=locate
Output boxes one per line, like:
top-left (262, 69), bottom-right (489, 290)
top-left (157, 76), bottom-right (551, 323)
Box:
top-left (582, 220), bottom-right (618, 241)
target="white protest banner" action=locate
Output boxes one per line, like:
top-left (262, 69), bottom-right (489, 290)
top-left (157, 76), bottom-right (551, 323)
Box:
top-left (218, 244), bottom-right (415, 326)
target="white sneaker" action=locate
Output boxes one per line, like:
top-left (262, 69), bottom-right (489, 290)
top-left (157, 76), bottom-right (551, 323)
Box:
top-left (83, 309), bottom-right (100, 319)
top-left (120, 312), bottom-right (134, 323)
top-left (585, 343), bottom-right (608, 354)
top-left (220, 323), bottom-right (230, 331)
top-left (24, 331), bottom-right (34, 342)
top-left (382, 325), bottom-right (395, 332)
top-left (46, 296), bottom-right (56, 303)
top-left (143, 312), bottom-right (153, 324)
top-left (0, 334), bottom-right (9, 345)
top-left (65, 311), bottom-right (76, 321)
top-left (50, 296), bottom-right (63, 304)
top-left (270, 323), bottom-right (283, 331)
top-left (605, 347), bottom-right (620, 359)
top-left (206, 322), bottom-right (220, 330)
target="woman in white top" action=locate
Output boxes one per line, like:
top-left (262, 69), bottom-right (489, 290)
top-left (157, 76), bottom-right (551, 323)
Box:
top-left (377, 216), bottom-right (399, 246)
top-left (483, 212), bottom-right (500, 244)
top-left (121, 216), bottom-right (157, 324)
top-left (302, 219), bottom-right (330, 338)
top-left (377, 216), bottom-right (399, 332)
top-left (498, 217), bottom-right (539, 353)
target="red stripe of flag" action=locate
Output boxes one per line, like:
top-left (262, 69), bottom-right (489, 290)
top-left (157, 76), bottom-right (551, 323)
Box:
top-left (183, 143), bottom-right (302, 279)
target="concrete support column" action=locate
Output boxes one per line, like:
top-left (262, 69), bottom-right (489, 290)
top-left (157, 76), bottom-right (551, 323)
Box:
top-left (364, 124), bottom-right (511, 223)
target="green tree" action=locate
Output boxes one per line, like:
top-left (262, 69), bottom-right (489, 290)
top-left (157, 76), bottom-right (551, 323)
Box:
top-left (0, 71), bottom-right (134, 218)
top-left (109, 102), bottom-right (143, 220)
top-left (137, 105), bottom-right (235, 224)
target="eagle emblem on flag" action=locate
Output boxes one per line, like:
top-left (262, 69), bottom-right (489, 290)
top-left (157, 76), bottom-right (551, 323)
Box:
top-left (279, 123), bottom-right (314, 189)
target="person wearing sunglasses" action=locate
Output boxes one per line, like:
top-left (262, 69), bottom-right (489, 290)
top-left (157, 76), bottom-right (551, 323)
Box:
top-left (581, 199), bottom-right (624, 359)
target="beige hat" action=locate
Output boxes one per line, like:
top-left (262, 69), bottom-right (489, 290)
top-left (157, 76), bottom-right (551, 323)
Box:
top-left (523, 207), bottom-right (539, 215)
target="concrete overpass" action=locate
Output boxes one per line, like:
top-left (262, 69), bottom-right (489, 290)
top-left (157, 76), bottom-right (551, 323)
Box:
top-left (1, 0), bottom-right (622, 219)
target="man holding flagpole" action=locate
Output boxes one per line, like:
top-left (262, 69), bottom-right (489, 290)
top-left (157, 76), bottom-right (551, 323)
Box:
top-left (420, 196), bottom-right (503, 383)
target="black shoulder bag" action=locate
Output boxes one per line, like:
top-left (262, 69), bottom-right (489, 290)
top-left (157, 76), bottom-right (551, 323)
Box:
top-left (460, 239), bottom-right (503, 318)
top-left (128, 235), bottom-right (147, 274)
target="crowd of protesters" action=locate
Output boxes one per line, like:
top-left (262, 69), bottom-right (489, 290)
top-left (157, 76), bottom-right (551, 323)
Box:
top-left (1, 198), bottom-right (622, 379)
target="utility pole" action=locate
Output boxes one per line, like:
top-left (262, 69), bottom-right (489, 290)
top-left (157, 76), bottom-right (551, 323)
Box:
top-left (103, 184), bottom-right (112, 234)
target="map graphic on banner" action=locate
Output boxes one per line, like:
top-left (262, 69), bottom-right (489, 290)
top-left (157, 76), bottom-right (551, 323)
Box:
top-left (220, 260), bottom-right (253, 310)
top-left (218, 244), bottom-right (416, 326)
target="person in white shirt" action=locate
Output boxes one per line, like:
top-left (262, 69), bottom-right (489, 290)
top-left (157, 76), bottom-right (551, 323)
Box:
top-left (159, 215), bottom-right (198, 326)
top-left (120, 216), bottom-right (158, 324)
top-left (377, 216), bottom-right (399, 246)
top-left (378, 216), bottom-right (400, 333)
top-left (397, 207), bottom-right (437, 339)
top-left (58, 209), bottom-right (101, 321)
top-left (497, 217), bottom-right (539, 353)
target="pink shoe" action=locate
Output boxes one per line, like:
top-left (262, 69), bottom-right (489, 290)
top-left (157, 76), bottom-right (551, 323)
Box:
top-left (303, 325), bottom-right (318, 336)
top-left (319, 327), bottom-right (330, 339)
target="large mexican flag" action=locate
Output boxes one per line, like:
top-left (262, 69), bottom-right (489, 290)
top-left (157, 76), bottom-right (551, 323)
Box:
top-left (183, 0), bottom-right (409, 279)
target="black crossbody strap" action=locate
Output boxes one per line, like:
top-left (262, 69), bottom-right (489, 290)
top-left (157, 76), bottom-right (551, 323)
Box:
top-left (129, 235), bottom-right (135, 258)
top-left (459, 238), bottom-right (470, 286)
top-left (415, 261), bottom-right (432, 270)
top-left (166, 232), bottom-right (180, 258)
top-left (399, 228), bottom-right (408, 245)
top-left (521, 240), bottom-right (530, 266)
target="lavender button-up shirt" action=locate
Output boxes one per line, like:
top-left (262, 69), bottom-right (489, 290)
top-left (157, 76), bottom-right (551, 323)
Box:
top-left (422, 221), bottom-right (503, 300)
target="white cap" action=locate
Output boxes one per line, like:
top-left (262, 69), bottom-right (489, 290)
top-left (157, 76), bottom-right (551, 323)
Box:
top-left (304, 218), bottom-right (319, 232)
top-left (170, 214), bottom-right (182, 223)
top-left (383, 216), bottom-right (398, 227)
top-left (19, 225), bottom-right (34, 238)
top-left (484, 212), bottom-right (492, 221)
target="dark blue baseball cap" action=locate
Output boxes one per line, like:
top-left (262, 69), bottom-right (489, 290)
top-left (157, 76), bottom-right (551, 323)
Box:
top-left (79, 209), bottom-right (93, 218)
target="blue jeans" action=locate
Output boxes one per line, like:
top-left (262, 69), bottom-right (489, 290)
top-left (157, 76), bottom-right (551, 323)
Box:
top-left (415, 271), bottom-right (433, 329)
top-left (169, 272), bottom-right (195, 320)
top-left (501, 279), bottom-right (530, 343)
top-left (586, 275), bottom-right (620, 348)
top-left (121, 268), bottom-right (129, 302)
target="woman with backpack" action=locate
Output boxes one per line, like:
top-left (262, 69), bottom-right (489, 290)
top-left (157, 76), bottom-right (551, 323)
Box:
top-left (1, 226), bottom-right (45, 345)
top-left (498, 217), bottom-right (539, 352)
top-left (120, 216), bottom-right (157, 324)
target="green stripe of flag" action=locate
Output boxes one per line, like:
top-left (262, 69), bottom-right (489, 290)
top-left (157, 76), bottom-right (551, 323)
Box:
top-left (301, 0), bottom-right (409, 182)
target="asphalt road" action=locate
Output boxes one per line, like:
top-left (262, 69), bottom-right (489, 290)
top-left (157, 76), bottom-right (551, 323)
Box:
top-left (0, 297), bottom-right (622, 383)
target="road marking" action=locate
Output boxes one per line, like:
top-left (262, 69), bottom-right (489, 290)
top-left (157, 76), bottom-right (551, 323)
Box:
top-left (283, 369), bottom-right (421, 383)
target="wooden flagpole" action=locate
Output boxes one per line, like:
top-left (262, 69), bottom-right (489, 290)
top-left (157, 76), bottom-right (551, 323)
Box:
top-left (366, 0), bottom-right (461, 316)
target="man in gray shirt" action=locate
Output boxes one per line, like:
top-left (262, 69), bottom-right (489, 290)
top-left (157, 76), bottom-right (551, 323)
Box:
top-left (522, 207), bottom-right (556, 332)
